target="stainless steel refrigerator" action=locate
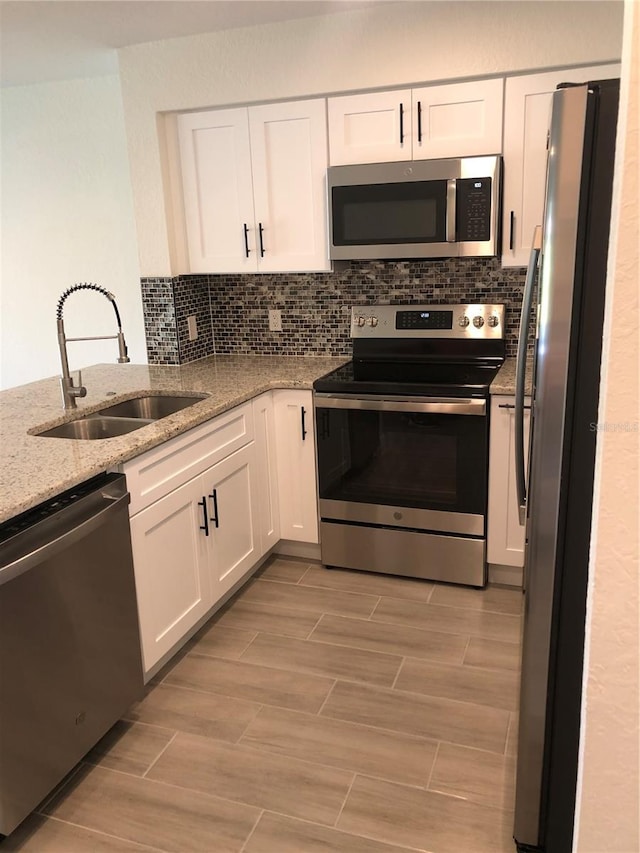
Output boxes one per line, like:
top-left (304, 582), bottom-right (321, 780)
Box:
top-left (513, 78), bottom-right (620, 852)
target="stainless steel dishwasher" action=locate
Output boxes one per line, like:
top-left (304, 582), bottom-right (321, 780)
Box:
top-left (0, 473), bottom-right (144, 836)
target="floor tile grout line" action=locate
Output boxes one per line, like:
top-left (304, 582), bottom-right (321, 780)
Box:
top-left (390, 654), bottom-right (407, 690)
top-left (304, 611), bottom-right (325, 640)
top-left (315, 679), bottom-right (339, 717)
top-left (425, 740), bottom-right (441, 792)
top-left (461, 633), bottom-right (473, 666)
top-left (238, 809), bottom-right (265, 853)
top-left (30, 813), bottom-right (170, 853)
top-left (142, 730), bottom-right (179, 778)
top-left (332, 771), bottom-right (358, 828)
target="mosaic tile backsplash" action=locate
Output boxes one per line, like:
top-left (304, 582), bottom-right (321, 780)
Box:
top-left (142, 259), bottom-right (529, 365)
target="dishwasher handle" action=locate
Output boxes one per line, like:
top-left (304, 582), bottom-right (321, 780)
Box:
top-left (0, 487), bottom-right (130, 586)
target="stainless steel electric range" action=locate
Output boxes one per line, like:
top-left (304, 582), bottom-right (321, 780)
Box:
top-left (313, 303), bottom-right (505, 587)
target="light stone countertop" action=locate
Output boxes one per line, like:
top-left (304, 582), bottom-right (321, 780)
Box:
top-left (0, 355), bottom-right (347, 525)
top-left (490, 357), bottom-right (533, 396)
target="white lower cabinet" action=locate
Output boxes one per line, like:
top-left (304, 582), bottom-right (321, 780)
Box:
top-left (129, 471), bottom-right (212, 673)
top-left (273, 389), bottom-right (319, 544)
top-left (487, 395), bottom-right (531, 572)
top-left (130, 442), bottom-right (259, 674)
top-left (252, 393), bottom-right (280, 555)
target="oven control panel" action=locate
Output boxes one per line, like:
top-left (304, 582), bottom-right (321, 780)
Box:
top-left (351, 304), bottom-right (505, 339)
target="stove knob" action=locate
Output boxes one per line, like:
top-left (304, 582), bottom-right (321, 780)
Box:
top-left (458, 315), bottom-right (470, 328)
top-left (487, 314), bottom-right (500, 328)
top-left (473, 315), bottom-right (485, 328)
top-left (355, 315), bottom-right (366, 327)
top-left (367, 316), bottom-right (379, 327)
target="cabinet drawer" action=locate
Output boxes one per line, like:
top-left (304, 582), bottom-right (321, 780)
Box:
top-left (124, 402), bottom-right (254, 515)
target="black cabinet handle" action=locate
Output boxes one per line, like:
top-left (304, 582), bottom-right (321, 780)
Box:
top-left (258, 222), bottom-right (265, 257)
top-left (509, 211), bottom-right (515, 251)
top-left (243, 223), bottom-right (250, 258)
top-left (301, 406), bottom-right (308, 441)
top-left (198, 497), bottom-right (209, 536)
top-left (417, 101), bottom-right (422, 143)
top-left (499, 403), bottom-right (531, 410)
top-left (209, 488), bottom-right (219, 528)
top-left (399, 103), bottom-right (404, 144)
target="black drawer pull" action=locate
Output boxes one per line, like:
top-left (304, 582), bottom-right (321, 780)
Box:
top-left (198, 497), bottom-right (209, 536)
top-left (301, 406), bottom-right (308, 441)
top-left (499, 403), bottom-right (531, 410)
top-left (209, 488), bottom-right (219, 529)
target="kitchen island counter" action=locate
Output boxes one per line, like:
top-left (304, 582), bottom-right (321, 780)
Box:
top-left (0, 355), bottom-right (347, 524)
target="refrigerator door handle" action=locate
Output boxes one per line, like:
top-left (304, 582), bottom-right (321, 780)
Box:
top-left (515, 225), bottom-right (542, 525)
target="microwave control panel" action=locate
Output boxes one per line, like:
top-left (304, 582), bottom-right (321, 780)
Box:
top-left (456, 177), bottom-right (492, 243)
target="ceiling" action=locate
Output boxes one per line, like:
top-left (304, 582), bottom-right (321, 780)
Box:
top-left (0, 0), bottom-right (382, 87)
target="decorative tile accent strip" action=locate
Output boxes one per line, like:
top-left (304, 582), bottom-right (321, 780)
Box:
top-left (142, 260), bottom-right (530, 364)
top-left (140, 277), bottom-right (179, 365)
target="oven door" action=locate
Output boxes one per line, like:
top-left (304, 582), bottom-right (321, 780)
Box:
top-left (314, 394), bottom-right (488, 536)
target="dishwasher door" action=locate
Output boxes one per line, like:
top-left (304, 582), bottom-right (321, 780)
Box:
top-left (0, 473), bottom-right (144, 836)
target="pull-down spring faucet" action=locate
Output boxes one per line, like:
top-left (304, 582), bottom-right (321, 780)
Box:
top-left (56, 283), bottom-right (130, 409)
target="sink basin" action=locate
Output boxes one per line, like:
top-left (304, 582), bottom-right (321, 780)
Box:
top-left (33, 393), bottom-right (209, 440)
top-left (95, 394), bottom-right (208, 420)
top-left (36, 416), bottom-right (153, 440)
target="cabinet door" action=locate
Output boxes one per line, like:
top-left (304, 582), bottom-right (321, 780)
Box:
top-left (178, 108), bottom-right (257, 273)
top-left (328, 89), bottom-right (412, 165)
top-left (252, 393), bottom-right (280, 555)
top-left (273, 390), bottom-right (319, 543)
top-left (130, 476), bottom-right (211, 673)
top-left (249, 99), bottom-right (330, 272)
top-left (206, 442), bottom-right (261, 600)
top-left (501, 64), bottom-right (619, 266)
top-left (487, 397), bottom-right (531, 568)
top-left (412, 78), bottom-right (503, 160)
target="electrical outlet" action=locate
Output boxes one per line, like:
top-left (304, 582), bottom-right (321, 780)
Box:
top-left (268, 309), bottom-right (283, 332)
top-left (187, 315), bottom-right (198, 341)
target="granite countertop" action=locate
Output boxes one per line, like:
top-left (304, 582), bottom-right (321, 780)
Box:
top-left (0, 355), bottom-right (347, 525)
top-left (490, 358), bottom-right (533, 396)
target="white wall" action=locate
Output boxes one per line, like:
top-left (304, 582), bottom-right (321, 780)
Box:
top-left (117, 0), bottom-right (624, 276)
top-left (0, 75), bottom-right (147, 390)
top-left (574, 0), bottom-right (639, 848)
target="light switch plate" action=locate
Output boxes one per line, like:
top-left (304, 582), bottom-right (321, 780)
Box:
top-left (187, 315), bottom-right (198, 341)
top-left (268, 309), bottom-right (283, 332)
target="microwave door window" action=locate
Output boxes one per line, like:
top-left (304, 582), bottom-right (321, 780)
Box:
top-left (332, 181), bottom-right (447, 246)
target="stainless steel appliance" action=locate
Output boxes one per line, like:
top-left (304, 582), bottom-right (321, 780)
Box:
top-left (313, 303), bottom-right (505, 587)
top-left (0, 473), bottom-right (144, 837)
top-left (513, 79), bottom-right (620, 852)
top-left (327, 156), bottom-right (501, 261)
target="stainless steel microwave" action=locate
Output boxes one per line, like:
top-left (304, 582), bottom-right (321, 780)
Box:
top-left (328, 155), bottom-right (501, 261)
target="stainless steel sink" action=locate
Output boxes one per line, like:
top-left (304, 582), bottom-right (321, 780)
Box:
top-left (94, 394), bottom-right (208, 420)
top-left (33, 392), bottom-right (209, 440)
top-left (36, 416), bottom-right (154, 440)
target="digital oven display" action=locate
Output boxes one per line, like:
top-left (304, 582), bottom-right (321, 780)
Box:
top-left (395, 310), bottom-right (453, 330)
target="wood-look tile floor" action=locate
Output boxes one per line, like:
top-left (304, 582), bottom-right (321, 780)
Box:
top-left (5, 558), bottom-right (523, 853)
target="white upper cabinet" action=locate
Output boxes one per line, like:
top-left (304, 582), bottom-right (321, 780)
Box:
top-left (328, 79), bottom-right (503, 165)
top-left (412, 78), bottom-right (503, 160)
top-left (178, 108), bottom-right (256, 273)
top-left (328, 89), bottom-right (412, 165)
top-left (501, 64), bottom-right (620, 267)
top-left (249, 99), bottom-right (330, 273)
top-left (178, 98), bottom-right (330, 274)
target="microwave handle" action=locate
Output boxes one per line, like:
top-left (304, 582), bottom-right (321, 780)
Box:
top-left (446, 179), bottom-right (456, 242)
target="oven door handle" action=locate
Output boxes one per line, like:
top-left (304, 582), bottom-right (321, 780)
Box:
top-left (314, 394), bottom-right (486, 416)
